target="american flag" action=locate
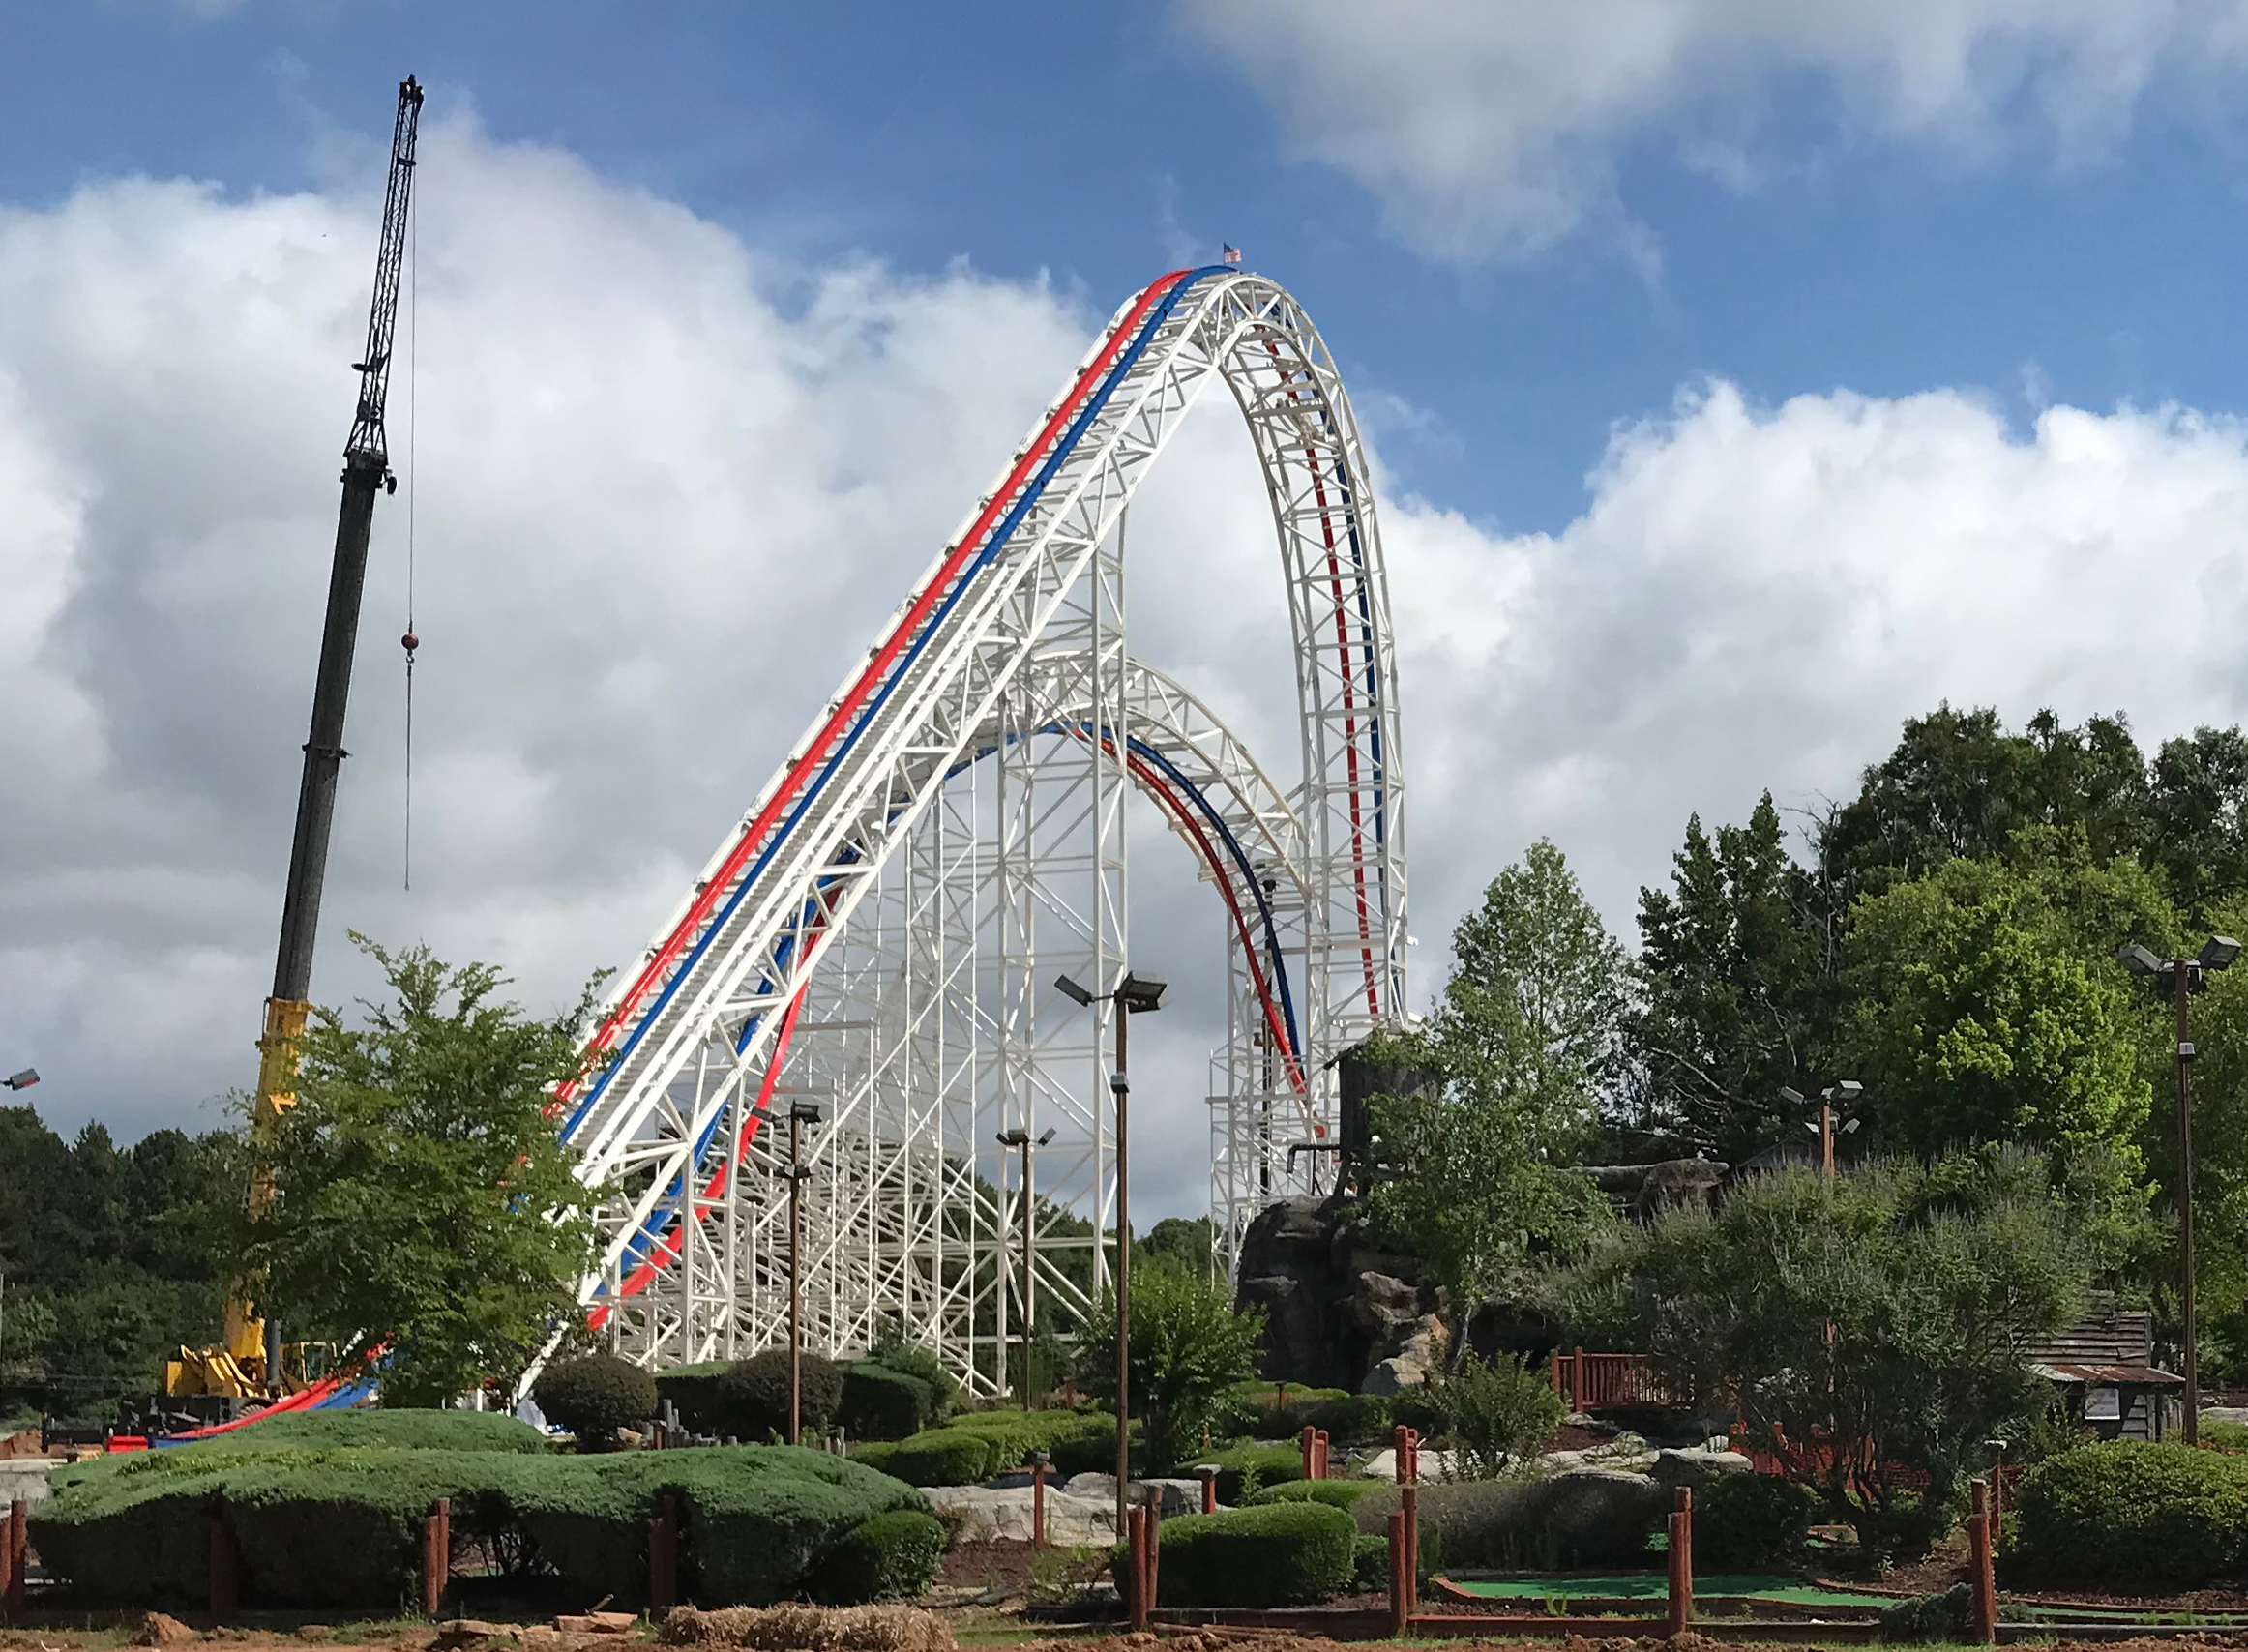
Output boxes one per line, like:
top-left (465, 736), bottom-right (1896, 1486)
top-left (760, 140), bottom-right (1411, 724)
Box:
top-left (1221, 244), bottom-right (1242, 266)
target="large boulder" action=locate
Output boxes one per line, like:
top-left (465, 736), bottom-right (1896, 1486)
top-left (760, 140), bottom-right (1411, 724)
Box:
top-left (1650, 1445), bottom-right (1754, 1490)
top-left (1234, 1197), bottom-right (1447, 1391)
top-left (925, 1485), bottom-right (1114, 1546)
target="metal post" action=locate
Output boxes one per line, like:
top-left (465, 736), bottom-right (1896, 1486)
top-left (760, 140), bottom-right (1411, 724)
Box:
top-left (789, 1109), bottom-right (803, 1447)
top-left (1820, 1101), bottom-right (1835, 1183)
top-left (2176, 961), bottom-right (2201, 1446)
top-left (1114, 1009), bottom-right (1131, 1539)
top-left (1020, 1131), bottom-right (1034, 1409)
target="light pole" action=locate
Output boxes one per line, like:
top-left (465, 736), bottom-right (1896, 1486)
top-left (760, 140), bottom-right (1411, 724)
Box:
top-left (1781, 1080), bottom-right (1864, 1184)
top-left (996, 1125), bottom-right (1058, 1409)
top-left (785, 1098), bottom-right (824, 1446)
top-left (1055, 968), bottom-right (1167, 1536)
top-left (2119, 936), bottom-right (2241, 1446)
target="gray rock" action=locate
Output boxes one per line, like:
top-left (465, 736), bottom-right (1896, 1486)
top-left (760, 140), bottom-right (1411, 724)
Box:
top-left (1234, 1195), bottom-right (1447, 1392)
top-left (927, 1484), bottom-right (1116, 1546)
top-left (1650, 1445), bottom-right (1753, 1490)
top-left (0, 1459), bottom-right (60, 1507)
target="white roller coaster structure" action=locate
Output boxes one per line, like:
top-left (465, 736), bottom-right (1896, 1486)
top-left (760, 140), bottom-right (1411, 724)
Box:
top-left (551, 267), bottom-right (1406, 1395)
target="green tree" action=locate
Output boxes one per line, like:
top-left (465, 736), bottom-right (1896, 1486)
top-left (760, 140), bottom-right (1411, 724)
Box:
top-left (1076, 1261), bottom-right (1262, 1469)
top-left (229, 936), bottom-right (605, 1406)
top-left (1841, 834), bottom-right (2165, 1168)
top-left (1546, 1151), bottom-right (2093, 1557)
top-left (1138, 1216), bottom-right (1217, 1278)
top-left (1631, 794), bottom-right (1839, 1161)
top-left (2147, 726), bottom-right (2248, 919)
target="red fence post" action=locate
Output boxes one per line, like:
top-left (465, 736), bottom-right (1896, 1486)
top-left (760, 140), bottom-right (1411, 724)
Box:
top-left (1300, 1425), bottom-right (1316, 1482)
top-left (648, 1492), bottom-right (679, 1610)
top-left (1970, 1480), bottom-right (1997, 1644)
top-left (421, 1496), bottom-right (450, 1619)
top-left (1032, 1456), bottom-right (1050, 1548)
top-left (1196, 1465), bottom-right (1217, 1515)
top-left (1146, 1499), bottom-right (1161, 1611)
top-left (1573, 1345), bottom-right (1586, 1411)
top-left (1387, 1508), bottom-right (1409, 1637)
top-left (1126, 1505), bottom-right (1148, 1629)
top-left (4, 1496), bottom-right (26, 1616)
top-left (208, 1505), bottom-right (238, 1623)
top-left (1401, 1481), bottom-right (1420, 1619)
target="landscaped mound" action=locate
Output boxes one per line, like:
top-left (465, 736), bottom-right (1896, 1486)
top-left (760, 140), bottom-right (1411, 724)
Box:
top-left (32, 1436), bottom-right (932, 1609)
top-left (172, 1409), bottom-right (552, 1454)
top-left (848, 1409), bottom-right (1113, 1487)
top-left (2011, 1440), bottom-right (2248, 1589)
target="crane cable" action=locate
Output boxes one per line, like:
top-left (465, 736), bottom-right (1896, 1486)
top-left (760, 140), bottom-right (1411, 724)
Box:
top-left (401, 171), bottom-right (419, 890)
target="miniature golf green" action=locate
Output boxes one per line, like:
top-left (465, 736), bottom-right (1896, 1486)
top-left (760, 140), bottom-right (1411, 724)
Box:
top-left (1445, 1575), bottom-right (1886, 1608)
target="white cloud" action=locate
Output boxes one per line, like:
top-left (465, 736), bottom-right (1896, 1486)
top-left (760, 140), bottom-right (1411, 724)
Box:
top-left (10, 113), bottom-right (2248, 1223)
top-left (1175, 0), bottom-right (2248, 259)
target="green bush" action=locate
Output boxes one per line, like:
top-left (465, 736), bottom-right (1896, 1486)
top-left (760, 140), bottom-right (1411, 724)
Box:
top-left (2012, 1441), bottom-right (2248, 1588)
top-left (1246, 1479), bottom-right (1381, 1511)
top-left (862, 1332), bottom-right (957, 1412)
top-left (1350, 1476), bottom-right (1665, 1571)
top-left (862, 1409), bottom-right (1112, 1487)
top-left (534, 1354), bottom-right (659, 1449)
top-left (2204, 1418), bottom-right (2248, 1453)
top-left (811, 1509), bottom-right (947, 1602)
top-left (182, 1410), bottom-right (551, 1454)
top-left (1203, 1441), bottom-right (1302, 1505)
top-left (878, 1428), bottom-right (994, 1489)
top-left (1302, 1394), bottom-right (1392, 1444)
top-left (1350, 1532), bottom-right (1391, 1594)
top-left (839, 1364), bottom-right (936, 1442)
top-left (1426, 1351), bottom-right (1564, 1479)
top-left (655, 1362), bottom-right (732, 1434)
top-left (1880, 1583), bottom-right (1970, 1642)
top-left (1695, 1471), bottom-right (1817, 1571)
top-left (716, 1350), bottom-right (846, 1443)
top-left (1147, 1501), bottom-right (1356, 1607)
top-left (31, 1439), bottom-right (931, 1608)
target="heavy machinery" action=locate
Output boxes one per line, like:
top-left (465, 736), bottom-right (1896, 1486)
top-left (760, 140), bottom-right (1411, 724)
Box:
top-left (162, 75), bottom-right (424, 1413)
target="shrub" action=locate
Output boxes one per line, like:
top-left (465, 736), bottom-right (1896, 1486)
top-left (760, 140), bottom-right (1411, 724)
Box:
top-left (863, 1332), bottom-right (958, 1413)
top-left (184, 1409), bottom-right (551, 1454)
top-left (1695, 1471), bottom-right (1817, 1571)
top-left (878, 1428), bottom-right (994, 1489)
top-left (1427, 1351), bottom-right (1563, 1479)
top-left (839, 1364), bottom-right (936, 1442)
top-left (1203, 1441), bottom-right (1302, 1505)
top-left (1880, 1583), bottom-right (1970, 1643)
top-left (1350, 1532), bottom-right (1391, 1594)
top-left (1247, 1479), bottom-right (1381, 1511)
top-left (31, 1439), bottom-right (931, 1608)
top-left (865, 1410), bottom-right (1112, 1487)
top-left (2012, 1441), bottom-right (2248, 1588)
top-left (718, 1350), bottom-right (846, 1443)
top-left (1350, 1475), bottom-right (1666, 1571)
top-left (1302, 1394), bottom-right (1392, 1443)
top-left (657, 1362), bottom-right (733, 1435)
top-left (535, 1354), bottom-right (659, 1449)
top-left (811, 1510), bottom-right (947, 1603)
top-left (1147, 1501), bottom-right (1356, 1607)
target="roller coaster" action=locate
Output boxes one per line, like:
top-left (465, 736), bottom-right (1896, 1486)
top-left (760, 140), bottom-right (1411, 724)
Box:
top-left (548, 264), bottom-right (1410, 1396)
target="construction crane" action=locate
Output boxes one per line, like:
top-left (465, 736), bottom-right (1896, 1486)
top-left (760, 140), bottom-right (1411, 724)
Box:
top-left (163, 76), bottom-right (424, 1410)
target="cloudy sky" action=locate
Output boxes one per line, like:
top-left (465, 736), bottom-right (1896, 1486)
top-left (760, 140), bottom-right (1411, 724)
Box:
top-left (10, 2), bottom-right (2248, 1218)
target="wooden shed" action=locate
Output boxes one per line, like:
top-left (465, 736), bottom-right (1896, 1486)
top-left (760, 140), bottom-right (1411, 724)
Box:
top-left (2026, 1306), bottom-right (2183, 1441)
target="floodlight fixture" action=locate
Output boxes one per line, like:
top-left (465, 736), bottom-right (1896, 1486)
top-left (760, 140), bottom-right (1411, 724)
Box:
top-left (1840, 1117), bottom-right (1862, 1136)
top-left (1827, 1079), bottom-right (1864, 1102)
top-left (1037, 1127), bottom-right (1057, 1146)
top-left (1778, 1085), bottom-right (1806, 1107)
top-left (1116, 972), bottom-right (1168, 1015)
top-left (1109, 1071), bottom-right (1129, 1096)
top-left (2119, 943), bottom-right (2164, 978)
top-left (3, 1069), bottom-right (37, 1091)
top-left (789, 1100), bottom-right (825, 1125)
top-left (1054, 973), bottom-right (1094, 1007)
top-left (996, 1127), bottom-right (1030, 1147)
top-left (2203, 936), bottom-right (2243, 971)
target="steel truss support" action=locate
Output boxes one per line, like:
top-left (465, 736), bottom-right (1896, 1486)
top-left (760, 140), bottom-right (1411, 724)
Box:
top-left (547, 270), bottom-right (1406, 1396)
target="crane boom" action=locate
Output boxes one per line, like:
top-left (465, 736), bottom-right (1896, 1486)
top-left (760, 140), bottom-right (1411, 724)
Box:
top-left (220, 75), bottom-right (424, 1398)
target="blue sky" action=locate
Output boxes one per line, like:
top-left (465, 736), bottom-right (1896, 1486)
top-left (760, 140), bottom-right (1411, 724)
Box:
top-left (14, 1), bottom-right (2248, 1218)
top-left (14, 2), bottom-right (2248, 535)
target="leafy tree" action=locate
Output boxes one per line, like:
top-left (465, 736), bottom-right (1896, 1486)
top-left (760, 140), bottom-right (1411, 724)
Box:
top-left (1546, 1151), bottom-right (2094, 1557)
top-left (1631, 794), bottom-right (1839, 1162)
top-left (228, 936), bottom-right (604, 1406)
top-left (1076, 1261), bottom-right (1262, 1469)
top-left (2147, 726), bottom-right (2248, 919)
top-left (1139, 1216), bottom-right (1218, 1278)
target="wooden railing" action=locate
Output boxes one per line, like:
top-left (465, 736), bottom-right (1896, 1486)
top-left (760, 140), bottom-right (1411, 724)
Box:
top-left (1549, 1348), bottom-right (1677, 1411)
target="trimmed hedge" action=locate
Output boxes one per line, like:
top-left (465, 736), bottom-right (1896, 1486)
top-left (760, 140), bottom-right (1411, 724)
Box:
top-left (1146, 1501), bottom-right (1356, 1608)
top-left (852, 1410), bottom-right (1114, 1487)
top-left (718, 1351), bottom-right (846, 1443)
top-left (810, 1510), bottom-right (946, 1603)
top-left (1695, 1471), bottom-right (1817, 1571)
top-left (32, 1439), bottom-right (931, 1609)
top-left (1202, 1441), bottom-right (1302, 1505)
top-left (1247, 1478), bottom-right (1381, 1511)
top-left (2012, 1441), bottom-right (2248, 1588)
top-left (534, 1355), bottom-right (659, 1448)
top-left (656, 1363), bottom-right (733, 1435)
top-left (839, 1364), bottom-right (936, 1443)
top-left (1350, 1532), bottom-right (1391, 1594)
top-left (176, 1410), bottom-right (551, 1455)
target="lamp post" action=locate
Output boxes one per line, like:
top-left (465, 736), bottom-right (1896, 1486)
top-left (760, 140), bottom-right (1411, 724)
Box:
top-left (1055, 968), bottom-right (1168, 1537)
top-left (2119, 935), bottom-right (2241, 1446)
top-left (1778, 1080), bottom-right (1863, 1184)
top-left (785, 1099), bottom-right (824, 1446)
top-left (996, 1125), bottom-right (1058, 1409)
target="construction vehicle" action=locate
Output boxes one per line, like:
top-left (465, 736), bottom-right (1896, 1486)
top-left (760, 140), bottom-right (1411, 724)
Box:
top-left (161, 76), bottom-right (424, 1410)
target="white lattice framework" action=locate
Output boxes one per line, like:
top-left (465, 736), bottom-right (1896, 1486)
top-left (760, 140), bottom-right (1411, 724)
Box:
top-left (547, 268), bottom-right (1407, 1393)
